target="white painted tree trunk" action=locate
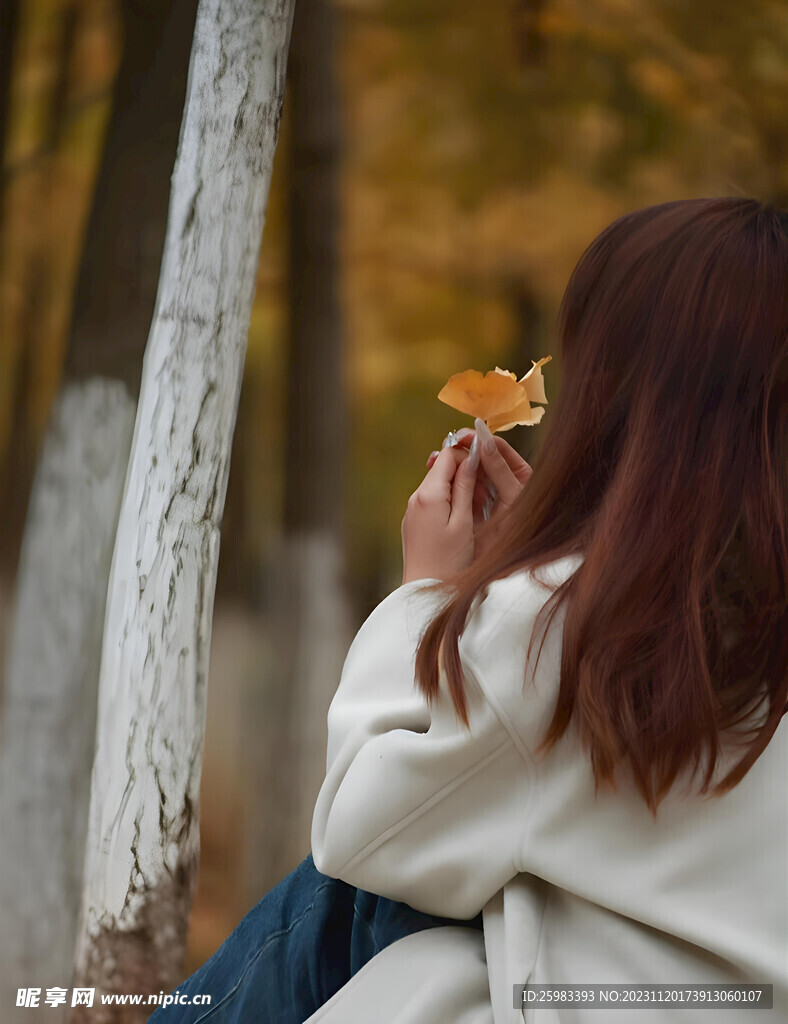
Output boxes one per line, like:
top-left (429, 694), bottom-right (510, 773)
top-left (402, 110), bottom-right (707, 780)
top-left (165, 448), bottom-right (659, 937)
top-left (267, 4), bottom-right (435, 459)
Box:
top-left (0, 381), bottom-right (136, 1019)
top-left (71, 0), bottom-right (295, 1008)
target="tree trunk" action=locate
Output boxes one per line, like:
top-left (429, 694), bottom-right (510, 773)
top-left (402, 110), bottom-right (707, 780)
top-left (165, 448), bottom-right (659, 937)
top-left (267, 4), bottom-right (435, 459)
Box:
top-left (242, 0), bottom-right (352, 901)
top-left (0, 0), bottom-right (20, 251)
top-left (0, 384), bottom-right (136, 1013)
top-left (64, 0), bottom-right (202, 392)
top-left (71, 0), bottom-right (294, 1013)
top-left (0, 0), bottom-right (82, 583)
top-left (0, 0), bottom-right (199, 1015)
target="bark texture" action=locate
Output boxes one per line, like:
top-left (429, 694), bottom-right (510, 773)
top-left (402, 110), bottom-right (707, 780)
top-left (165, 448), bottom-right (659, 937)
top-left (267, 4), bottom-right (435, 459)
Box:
top-left (71, 0), bottom-right (295, 1011)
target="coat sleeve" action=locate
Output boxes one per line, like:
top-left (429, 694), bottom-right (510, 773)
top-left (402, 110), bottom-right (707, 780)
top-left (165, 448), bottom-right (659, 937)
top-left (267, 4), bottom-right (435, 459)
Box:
top-left (310, 577), bottom-right (533, 920)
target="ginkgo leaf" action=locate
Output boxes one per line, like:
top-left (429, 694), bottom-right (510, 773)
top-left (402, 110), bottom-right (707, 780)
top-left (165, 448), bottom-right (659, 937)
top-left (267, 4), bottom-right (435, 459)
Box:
top-left (488, 402), bottom-right (546, 432)
top-left (437, 368), bottom-right (525, 422)
top-left (520, 355), bottom-right (551, 405)
top-left (437, 356), bottom-right (552, 433)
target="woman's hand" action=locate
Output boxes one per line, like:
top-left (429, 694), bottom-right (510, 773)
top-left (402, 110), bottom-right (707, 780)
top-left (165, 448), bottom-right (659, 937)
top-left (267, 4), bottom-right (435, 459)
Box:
top-left (401, 442), bottom-right (480, 584)
top-left (401, 418), bottom-right (533, 584)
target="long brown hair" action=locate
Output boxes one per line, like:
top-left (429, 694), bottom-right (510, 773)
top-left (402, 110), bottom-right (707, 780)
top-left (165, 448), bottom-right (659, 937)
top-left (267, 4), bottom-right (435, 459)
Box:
top-left (415, 197), bottom-right (788, 816)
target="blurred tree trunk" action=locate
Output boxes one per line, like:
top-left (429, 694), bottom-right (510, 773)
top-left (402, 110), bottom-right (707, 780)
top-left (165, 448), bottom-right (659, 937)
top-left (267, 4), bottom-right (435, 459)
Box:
top-left (0, 0), bottom-right (81, 583)
top-left (513, 0), bottom-right (545, 69)
top-left (244, 0), bottom-right (352, 902)
top-left (0, 0), bottom-right (20, 252)
top-left (215, 372), bottom-right (255, 600)
top-left (0, 0), bottom-right (199, 1014)
top-left (70, 0), bottom-right (294, 1013)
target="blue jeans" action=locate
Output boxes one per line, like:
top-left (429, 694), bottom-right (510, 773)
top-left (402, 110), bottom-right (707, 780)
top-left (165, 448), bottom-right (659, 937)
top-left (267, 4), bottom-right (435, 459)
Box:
top-left (148, 853), bottom-right (483, 1024)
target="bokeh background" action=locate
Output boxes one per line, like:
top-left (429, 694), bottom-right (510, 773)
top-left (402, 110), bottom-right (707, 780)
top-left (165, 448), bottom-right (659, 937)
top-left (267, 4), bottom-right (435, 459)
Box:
top-left (1, 0), bottom-right (787, 977)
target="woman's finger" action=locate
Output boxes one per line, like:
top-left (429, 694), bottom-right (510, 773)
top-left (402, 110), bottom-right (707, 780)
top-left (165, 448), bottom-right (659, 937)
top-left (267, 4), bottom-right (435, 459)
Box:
top-left (489, 435), bottom-right (533, 486)
top-left (423, 446), bottom-right (485, 512)
top-left (434, 426), bottom-right (531, 478)
top-left (415, 445), bottom-right (464, 510)
top-left (427, 438), bottom-right (503, 520)
top-left (448, 437), bottom-right (479, 529)
top-left (473, 418), bottom-right (528, 508)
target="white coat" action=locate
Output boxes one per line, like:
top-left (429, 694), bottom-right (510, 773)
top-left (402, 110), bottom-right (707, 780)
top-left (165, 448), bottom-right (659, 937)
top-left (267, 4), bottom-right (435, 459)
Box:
top-left (306, 554), bottom-right (788, 1023)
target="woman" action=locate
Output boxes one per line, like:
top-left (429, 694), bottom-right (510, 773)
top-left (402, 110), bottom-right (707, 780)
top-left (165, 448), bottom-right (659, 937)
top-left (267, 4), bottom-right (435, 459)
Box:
top-left (151, 197), bottom-right (788, 1023)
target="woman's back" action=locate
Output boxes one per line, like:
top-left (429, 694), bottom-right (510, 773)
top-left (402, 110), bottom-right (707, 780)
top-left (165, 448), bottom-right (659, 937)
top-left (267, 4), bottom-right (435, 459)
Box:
top-left (477, 557), bottom-right (787, 1022)
top-left (310, 556), bottom-right (787, 1023)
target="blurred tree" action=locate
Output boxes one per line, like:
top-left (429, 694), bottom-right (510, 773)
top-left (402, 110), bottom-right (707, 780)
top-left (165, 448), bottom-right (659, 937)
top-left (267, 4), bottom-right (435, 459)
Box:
top-left (71, 0), bottom-right (295, 1010)
top-left (0, 0), bottom-right (81, 583)
top-left (0, 0), bottom-right (21, 249)
top-left (0, 0), bottom-right (199, 1014)
top-left (653, 0), bottom-right (788, 204)
top-left (514, 0), bottom-right (546, 70)
top-left (243, 0), bottom-right (353, 901)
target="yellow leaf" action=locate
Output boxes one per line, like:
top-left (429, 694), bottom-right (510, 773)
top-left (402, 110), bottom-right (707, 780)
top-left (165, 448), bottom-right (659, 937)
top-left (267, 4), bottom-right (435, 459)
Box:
top-left (437, 368), bottom-right (525, 422)
top-left (488, 402), bottom-right (546, 432)
top-left (437, 356), bottom-right (552, 433)
top-left (519, 355), bottom-right (551, 405)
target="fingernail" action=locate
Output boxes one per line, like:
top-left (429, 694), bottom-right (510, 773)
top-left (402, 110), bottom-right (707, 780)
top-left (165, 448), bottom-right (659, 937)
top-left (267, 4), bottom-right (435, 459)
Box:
top-left (426, 450), bottom-right (439, 465)
top-left (474, 417), bottom-right (496, 454)
top-left (467, 433), bottom-right (481, 472)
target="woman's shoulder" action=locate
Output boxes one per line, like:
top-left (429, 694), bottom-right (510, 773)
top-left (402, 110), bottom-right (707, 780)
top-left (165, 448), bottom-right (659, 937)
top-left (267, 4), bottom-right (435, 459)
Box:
top-left (365, 553), bottom-right (583, 727)
top-left (460, 551), bottom-right (584, 657)
top-left (451, 553), bottom-right (584, 756)
top-left (485, 551), bottom-right (584, 602)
